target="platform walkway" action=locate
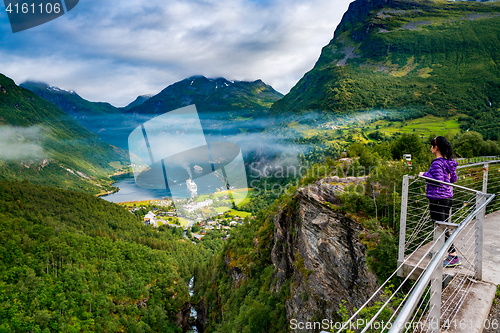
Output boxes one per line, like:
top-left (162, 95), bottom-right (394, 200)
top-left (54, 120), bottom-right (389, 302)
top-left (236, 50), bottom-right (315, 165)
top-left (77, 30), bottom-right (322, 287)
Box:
top-left (401, 210), bottom-right (500, 285)
top-left (399, 210), bottom-right (500, 333)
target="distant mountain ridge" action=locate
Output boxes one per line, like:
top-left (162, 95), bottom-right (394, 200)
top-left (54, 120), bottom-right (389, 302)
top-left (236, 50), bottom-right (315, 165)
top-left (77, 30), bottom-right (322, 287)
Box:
top-left (21, 76), bottom-right (283, 149)
top-left (20, 81), bottom-right (121, 116)
top-left (127, 76), bottom-right (283, 115)
top-left (124, 94), bottom-right (152, 110)
top-left (270, 0), bottom-right (500, 139)
top-left (18, 76), bottom-right (284, 157)
top-left (23, 76), bottom-right (283, 117)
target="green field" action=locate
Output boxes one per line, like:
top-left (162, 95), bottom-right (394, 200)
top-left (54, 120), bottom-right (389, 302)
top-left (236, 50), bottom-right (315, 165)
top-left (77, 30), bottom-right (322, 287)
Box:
top-left (178, 217), bottom-right (190, 228)
top-left (365, 115), bottom-right (462, 138)
top-left (213, 206), bottom-right (230, 214)
top-left (228, 210), bottom-right (252, 218)
top-left (205, 207), bottom-right (252, 217)
top-left (195, 188), bottom-right (254, 206)
top-left (118, 200), bottom-right (154, 207)
top-left (293, 114), bottom-right (462, 148)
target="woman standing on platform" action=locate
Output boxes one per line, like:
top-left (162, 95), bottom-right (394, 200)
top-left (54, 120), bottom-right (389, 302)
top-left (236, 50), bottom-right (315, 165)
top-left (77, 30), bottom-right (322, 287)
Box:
top-left (419, 136), bottom-right (460, 267)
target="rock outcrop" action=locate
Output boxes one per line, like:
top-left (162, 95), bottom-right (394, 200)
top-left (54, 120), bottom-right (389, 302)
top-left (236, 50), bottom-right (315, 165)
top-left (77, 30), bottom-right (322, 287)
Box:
top-left (175, 302), bottom-right (192, 331)
top-left (195, 296), bottom-right (209, 333)
top-left (271, 178), bottom-right (378, 332)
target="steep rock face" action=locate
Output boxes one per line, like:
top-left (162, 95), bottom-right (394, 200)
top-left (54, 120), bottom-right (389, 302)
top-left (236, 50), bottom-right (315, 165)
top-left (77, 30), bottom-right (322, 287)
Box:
top-left (175, 302), bottom-right (193, 332)
top-left (335, 0), bottom-right (429, 41)
top-left (271, 180), bottom-right (378, 331)
top-left (195, 296), bottom-right (209, 333)
top-left (225, 254), bottom-right (247, 288)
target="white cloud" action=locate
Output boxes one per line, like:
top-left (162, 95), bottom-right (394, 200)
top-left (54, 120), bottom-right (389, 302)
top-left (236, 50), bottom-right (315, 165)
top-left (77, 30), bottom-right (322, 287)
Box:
top-left (0, 126), bottom-right (46, 161)
top-left (0, 0), bottom-right (353, 106)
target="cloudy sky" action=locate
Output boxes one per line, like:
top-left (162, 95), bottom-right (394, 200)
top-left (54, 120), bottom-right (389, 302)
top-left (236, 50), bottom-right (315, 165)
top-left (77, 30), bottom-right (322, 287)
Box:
top-left (0, 0), bottom-right (353, 106)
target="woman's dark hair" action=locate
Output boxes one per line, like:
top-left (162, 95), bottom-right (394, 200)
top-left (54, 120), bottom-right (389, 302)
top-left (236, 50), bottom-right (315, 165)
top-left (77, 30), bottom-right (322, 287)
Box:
top-left (432, 136), bottom-right (455, 159)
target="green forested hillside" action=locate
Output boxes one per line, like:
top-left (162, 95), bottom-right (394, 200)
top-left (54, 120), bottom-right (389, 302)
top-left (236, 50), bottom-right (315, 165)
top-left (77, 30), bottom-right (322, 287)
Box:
top-left (0, 74), bottom-right (130, 194)
top-left (194, 200), bottom-right (289, 333)
top-left (271, 0), bottom-right (500, 139)
top-left (0, 180), bottom-right (212, 332)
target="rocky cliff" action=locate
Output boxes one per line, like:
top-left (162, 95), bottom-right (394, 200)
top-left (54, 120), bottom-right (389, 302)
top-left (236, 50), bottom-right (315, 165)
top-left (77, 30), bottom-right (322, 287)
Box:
top-left (271, 178), bottom-right (378, 331)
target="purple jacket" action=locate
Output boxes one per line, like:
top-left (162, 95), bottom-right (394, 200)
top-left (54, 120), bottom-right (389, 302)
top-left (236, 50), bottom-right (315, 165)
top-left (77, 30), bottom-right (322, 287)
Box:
top-left (423, 158), bottom-right (458, 200)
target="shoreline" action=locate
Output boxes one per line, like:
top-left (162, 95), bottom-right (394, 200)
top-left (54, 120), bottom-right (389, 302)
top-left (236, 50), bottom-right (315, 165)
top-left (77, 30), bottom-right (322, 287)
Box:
top-left (110, 171), bottom-right (134, 178)
top-left (96, 187), bottom-right (120, 197)
top-left (95, 171), bottom-right (134, 198)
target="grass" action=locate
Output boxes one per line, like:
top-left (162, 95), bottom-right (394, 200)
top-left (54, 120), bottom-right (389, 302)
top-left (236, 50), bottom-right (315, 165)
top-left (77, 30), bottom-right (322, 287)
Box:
top-left (366, 115), bottom-right (462, 138)
top-left (290, 114), bottom-right (461, 150)
top-left (213, 206), bottom-right (230, 214)
top-left (116, 189), bottom-right (253, 218)
top-left (237, 195), bottom-right (252, 207)
top-left (203, 207), bottom-right (252, 217)
top-left (228, 210), bottom-right (252, 218)
top-left (119, 200), bottom-right (154, 207)
top-left (177, 217), bottom-right (189, 228)
top-left (194, 188), bottom-right (254, 206)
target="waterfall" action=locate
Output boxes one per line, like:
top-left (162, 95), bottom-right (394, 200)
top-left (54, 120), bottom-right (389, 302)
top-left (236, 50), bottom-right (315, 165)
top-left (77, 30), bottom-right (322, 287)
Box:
top-left (187, 276), bottom-right (199, 333)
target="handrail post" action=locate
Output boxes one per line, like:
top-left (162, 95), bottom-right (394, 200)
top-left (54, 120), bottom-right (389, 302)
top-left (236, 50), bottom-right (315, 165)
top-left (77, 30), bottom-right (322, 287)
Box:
top-left (474, 163), bottom-right (488, 280)
top-left (483, 163), bottom-right (489, 193)
top-left (398, 175), bottom-right (409, 277)
top-left (429, 224), bottom-right (445, 332)
top-left (475, 192), bottom-right (485, 280)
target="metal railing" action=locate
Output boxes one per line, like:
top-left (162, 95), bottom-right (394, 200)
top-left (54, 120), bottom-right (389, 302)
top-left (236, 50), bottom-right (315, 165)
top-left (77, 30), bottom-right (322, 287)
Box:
top-left (456, 156), bottom-right (500, 166)
top-left (455, 159), bottom-right (500, 214)
top-left (391, 179), bottom-right (494, 333)
top-left (331, 159), bottom-right (500, 333)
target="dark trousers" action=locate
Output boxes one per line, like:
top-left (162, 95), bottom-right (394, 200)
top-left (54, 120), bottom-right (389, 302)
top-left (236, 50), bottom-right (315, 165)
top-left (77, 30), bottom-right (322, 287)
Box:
top-left (429, 198), bottom-right (455, 254)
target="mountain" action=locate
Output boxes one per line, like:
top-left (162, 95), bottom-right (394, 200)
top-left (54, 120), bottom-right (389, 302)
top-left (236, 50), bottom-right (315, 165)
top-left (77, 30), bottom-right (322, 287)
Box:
top-left (124, 94), bottom-right (152, 110)
top-left (271, 0), bottom-right (500, 139)
top-left (20, 81), bottom-right (120, 116)
top-left (21, 81), bottom-right (151, 114)
top-left (0, 74), bottom-right (130, 195)
top-left (21, 81), bottom-right (142, 149)
top-left (22, 77), bottom-right (284, 150)
top-left (127, 76), bottom-right (283, 116)
top-left (22, 76), bottom-right (283, 117)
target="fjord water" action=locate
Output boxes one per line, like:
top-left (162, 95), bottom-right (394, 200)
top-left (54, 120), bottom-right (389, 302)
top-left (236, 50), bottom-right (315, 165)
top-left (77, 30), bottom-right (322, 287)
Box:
top-left (93, 111), bottom-right (284, 203)
top-left (102, 171), bottom-right (224, 203)
top-left (101, 173), bottom-right (167, 203)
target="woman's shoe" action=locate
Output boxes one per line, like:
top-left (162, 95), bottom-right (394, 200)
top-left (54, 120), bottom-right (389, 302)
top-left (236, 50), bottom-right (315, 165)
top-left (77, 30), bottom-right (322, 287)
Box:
top-left (443, 255), bottom-right (461, 267)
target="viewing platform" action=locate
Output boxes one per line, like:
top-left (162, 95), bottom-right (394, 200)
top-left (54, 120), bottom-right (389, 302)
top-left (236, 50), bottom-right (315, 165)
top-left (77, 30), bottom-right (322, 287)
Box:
top-left (331, 157), bottom-right (500, 333)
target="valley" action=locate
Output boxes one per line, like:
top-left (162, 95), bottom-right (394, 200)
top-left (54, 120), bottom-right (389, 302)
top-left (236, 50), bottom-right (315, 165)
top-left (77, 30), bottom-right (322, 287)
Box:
top-left (2, 0), bottom-right (500, 331)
